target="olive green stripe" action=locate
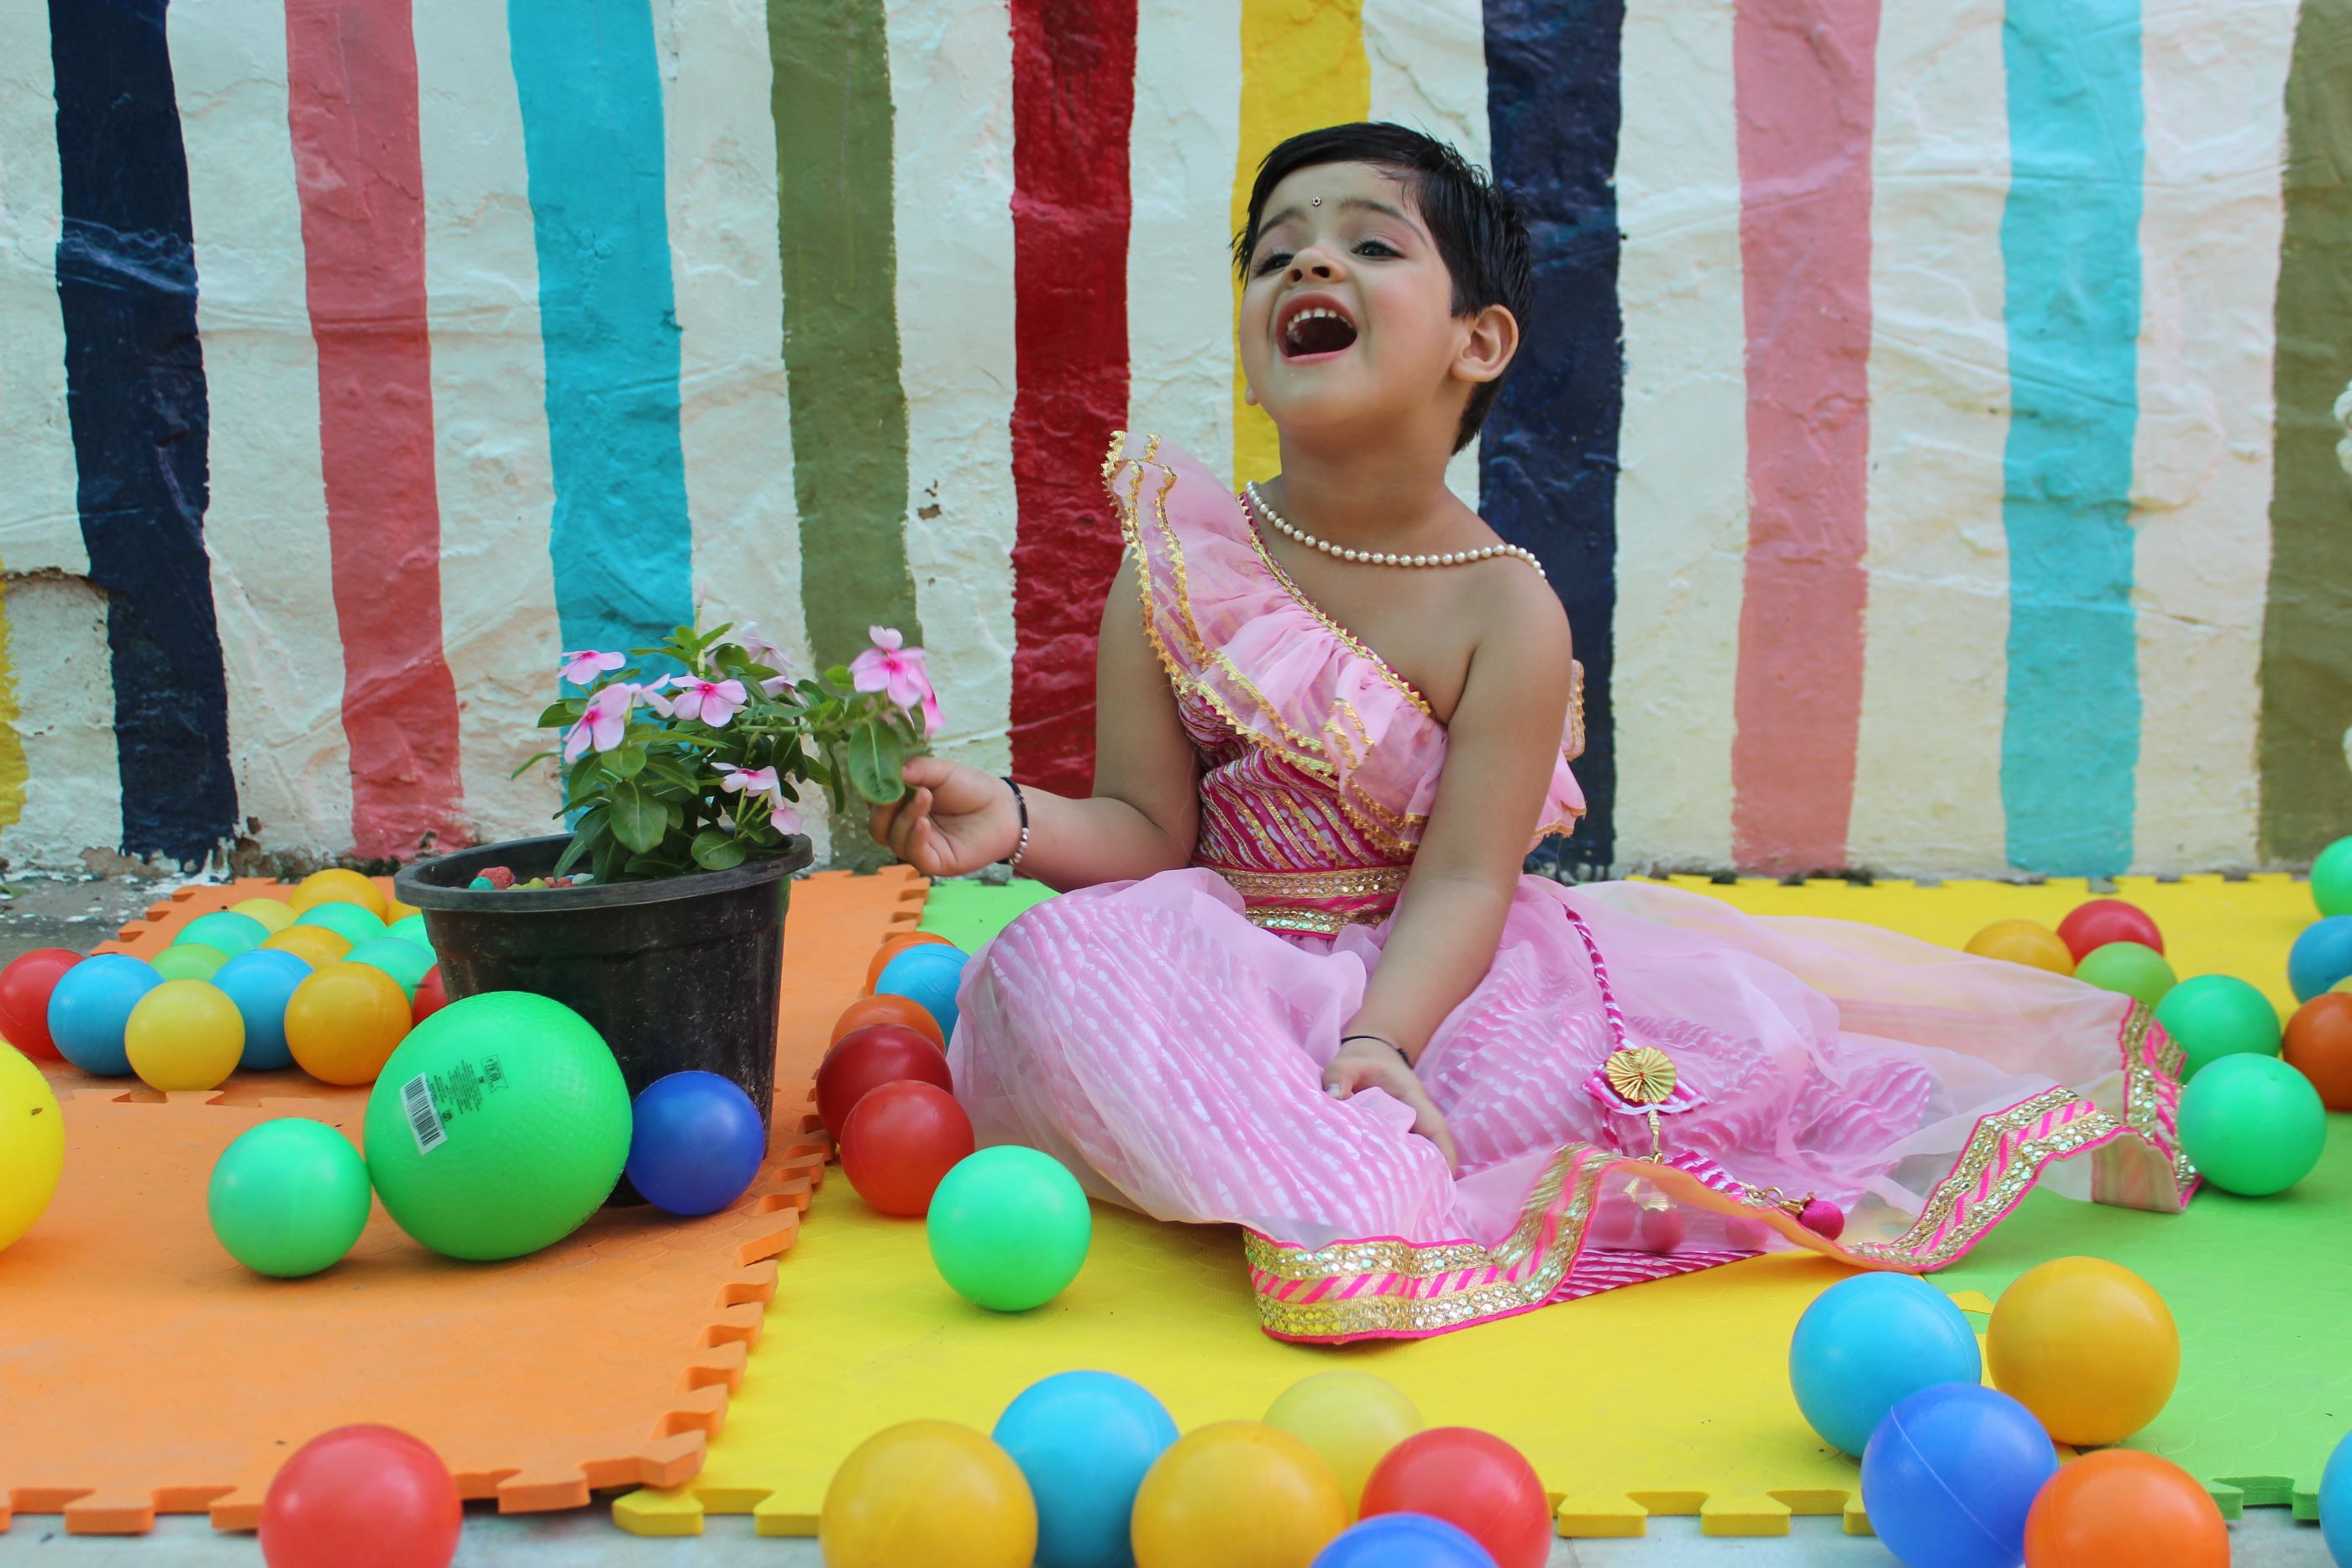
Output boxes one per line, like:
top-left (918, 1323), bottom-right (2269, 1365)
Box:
top-left (2258, 0), bottom-right (2352, 863)
top-left (769, 0), bottom-right (922, 669)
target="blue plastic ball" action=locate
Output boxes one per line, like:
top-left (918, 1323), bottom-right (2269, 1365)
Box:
top-left (1789, 1273), bottom-right (1983, 1456)
top-left (2290, 916), bottom-right (2352, 1002)
top-left (212, 949), bottom-right (313, 1071)
top-left (2322, 1428), bottom-right (2351, 1566)
top-left (991, 1371), bottom-right (1177, 1568)
top-left (1861, 1383), bottom-right (2055, 1568)
top-left (1312, 1513), bottom-right (1498, 1568)
top-left (876, 942), bottom-right (969, 1042)
top-left (625, 1071), bottom-right (764, 1216)
top-left (46, 953), bottom-right (163, 1076)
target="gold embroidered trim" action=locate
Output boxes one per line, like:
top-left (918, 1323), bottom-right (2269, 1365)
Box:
top-left (1240, 504), bottom-right (1436, 719)
top-left (1245, 907), bottom-right (1377, 936)
top-left (1205, 863), bottom-right (1409, 901)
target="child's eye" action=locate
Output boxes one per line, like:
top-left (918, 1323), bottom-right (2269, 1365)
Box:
top-left (1252, 250), bottom-right (1293, 277)
top-left (1355, 239), bottom-right (1399, 258)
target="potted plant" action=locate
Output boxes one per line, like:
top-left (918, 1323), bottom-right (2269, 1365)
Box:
top-left (394, 618), bottom-right (937, 1127)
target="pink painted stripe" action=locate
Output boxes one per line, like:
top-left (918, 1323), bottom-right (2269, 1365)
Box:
top-left (1727, 0), bottom-right (1881, 874)
top-left (285, 0), bottom-right (467, 857)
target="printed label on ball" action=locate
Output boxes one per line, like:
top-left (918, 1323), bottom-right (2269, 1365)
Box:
top-left (402, 1072), bottom-right (448, 1154)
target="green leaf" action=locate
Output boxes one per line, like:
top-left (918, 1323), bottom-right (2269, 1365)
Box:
top-left (537, 699), bottom-right (585, 729)
top-left (610, 744), bottom-right (648, 779)
top-left (607, 778), bottom-right (667, 853)
top-left (554, 808), bottom-right (608, 877)
top-left (843, 720), bottom-right (906, 805)
top-left (690, 826), bottom-right (747, 871)
top-left (509, 749), bottom-right (558, 780)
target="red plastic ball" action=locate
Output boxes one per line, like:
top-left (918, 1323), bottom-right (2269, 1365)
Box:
top-left (839, 1080), bottom-right (975, 1216)
top-left (411, 965), bottom-right (449, 1026)
top-left (260, 1424), bottom-right (460, 1568)
top-left (0, 948), bottom-right (81, 1062)
top-left (1360, 1427), bottom-right (1552, 1568)
top-left (815, 1024), bottom-right (953, 1140)
top-left (2056, 899), bottom-right (2163, 962)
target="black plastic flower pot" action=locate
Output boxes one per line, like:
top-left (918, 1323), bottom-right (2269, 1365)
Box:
top-left (393, 833), bottom-right (811, 1135)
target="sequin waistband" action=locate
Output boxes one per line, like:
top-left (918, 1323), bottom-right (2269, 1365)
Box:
top-left (1198, 862), bottom-right (1409, 936)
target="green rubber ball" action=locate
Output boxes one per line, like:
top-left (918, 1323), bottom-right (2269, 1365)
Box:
top-left (927, 1146), bottom-right (1091, 1312)
top-left (344, 936), bottom-right (436, 1001)
top-left (361, 991), bottom-right (630, 1261)
top-left (297, 900), bottom-right (387, 947)
top-left (151, 943), bottom-right (229, 983)
top-left (2177, 1054), bottom-right (2328, 1197)
top-left (2313, 836), bottom-right (2352, 919)
top-left (207, 1118), bottom-right (373, 1277)
top-left (2074, 941), bottom-right (2177, 1008)
top-left (175, 910), bottom-right (270, 961)
top-left (387, 913), bottom-right (435, 956)
top-left (2152, 974), bottom-right (2282, 1078)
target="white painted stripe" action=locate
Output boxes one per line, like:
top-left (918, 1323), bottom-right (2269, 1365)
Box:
top-left (169, 0), bottom-right (350, 858)
top-left (1127, 0), bottom-right (1241, 479)
top-left (1610, 0), bottom-right (1746, 872)
top-left (1847, 0), bottom-right (2013, 875)
top-left (2128, 0), bottom-right (2297, 871)
top-left (890, 0), bottom-right (1019, 781)
top-left (412, 0), bottom-right (563, 847)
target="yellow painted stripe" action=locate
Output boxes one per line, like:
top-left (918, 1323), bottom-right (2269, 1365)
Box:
top-left (1231, 0), bottom-right (1369, 486)
top-left (0, 565), bottom-right (27, 834)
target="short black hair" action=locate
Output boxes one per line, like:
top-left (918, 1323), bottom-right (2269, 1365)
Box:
top-left (1234, 123), bottom-right (1532, 453)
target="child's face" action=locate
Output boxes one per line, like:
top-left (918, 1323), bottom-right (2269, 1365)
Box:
top-left (1238, 160), bottom-right (1474, 453)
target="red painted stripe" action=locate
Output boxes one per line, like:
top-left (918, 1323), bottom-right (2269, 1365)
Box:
top-left (1728, 0), bottom-right (1879, 873)
top-left (1008, 0), bottom-right (1137, 794)
top-left (285, 0), bottom-right (467, 857)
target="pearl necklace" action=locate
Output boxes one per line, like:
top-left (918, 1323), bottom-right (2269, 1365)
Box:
top-left (1244, 483), bottom-right (1546, 578)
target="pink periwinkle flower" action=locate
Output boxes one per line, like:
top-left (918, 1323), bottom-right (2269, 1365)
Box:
top-left (920, 690), bottom-right (942, 738)
top-left (732, 622), bottom-right (792, 674)
top-left (559, 649), bottom-right (626, 687)
top-left (849, 627), bottom-right (933, 711)
top-left (562, 682), bottom-right (640, 762)
top-left (714, 763), bottom-right (801, 835)
top-left (650, 675), bottom-right (748, 728)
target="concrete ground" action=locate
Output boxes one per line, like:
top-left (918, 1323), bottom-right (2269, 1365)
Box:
top-left (0, 873), bottom-right (181, 966)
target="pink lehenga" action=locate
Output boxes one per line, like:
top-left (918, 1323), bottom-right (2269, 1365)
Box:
top-left (950, 433), bottom-right (2194, 1344)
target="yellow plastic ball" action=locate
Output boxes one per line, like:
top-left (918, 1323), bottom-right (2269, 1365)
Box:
top-left (819, 1420), bottom-right (1036, 1568)
top-left (383, 897), bottom-right (421, 926)
top-left (1132, 1421), bottom-right (1348, 1568)
top-left (288, 868), bottom-right (389, 920)
top-left (124, 980), bottom-right (246, 1092)
top-left (1965, 920), bottom-right (2076, 976)
top-left (2334, 976), bottom-right (2352, 996)
top-left (1263, 1371), bottom-right (1423, 1515)
top-left (260, 925), bottom-right (353, 970)
top-left (1987, 1256), bottom-right (2178, 1446)
top-left (227, 898), bottom-right (297, 934)
top-left (285, 962), bottom-right (412, 1086)
top-left (0, 1043), bottom-right (64, 1252)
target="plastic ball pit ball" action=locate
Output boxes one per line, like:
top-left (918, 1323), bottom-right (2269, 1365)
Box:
top-left (174, 910), bottom-right (271, 960)
top-left (2056, 898), bottom-right (2164, 962)
top-left (1861, 1384), bottom-right (2056, 1568)
top-left (1788, 1272), bottom-right (1983, 1457)
top-left (296, 900), bottom-right (389, 949)
top-left (1360, 1428), bottom-right (1551, 1568)
top-left (228, 897), bottom-right (297, 934)
top-left (1987, 1256), bottom-right (2177, 1447)
top-left (411, 965), bottom-right (449, 1025)
top-left (344, 936), bottom-right (435, 1001)
top-left (150, 942), bottom-right (230, 983)
top-left (2290, 915), bottom-right (2352, 1002)
top-left (362, 992), bottom-right (631, 1261)
top-left (991, 1371), bottom-right (1178, 1568)
top-left (2313, 835), bottom-right (2352, 918)
top-left (1963, 920), bottom-right (2075, 975)
top-left (1314, 1514), bottom-right (1499, 1568)
top-left (0, 947), bottom-right (80, 1061)
top-left (2151, 973), bottom-right (2281, 1078)
top-left (819, 1420), bottom-right (1037, 1568)
top-left (875, 941), bottom-right (970, 1041)
top-left (2021, 1448), bottom-right (2227, 1568)
top-left (625, 1070), bottom-right (765, 1216)
top-left (927, 1146), bottom-right (1092, 1312)
top-left (2071, 941), bottom-right (2176, 1007)
top-left (816, 1023), bottom-right (954, 1139)
top-left (830, 992), bottom-right (946, 1051)
top-left (1131, 1423), bottom-right (1347, 1568)
top-left (0, 1045), bottom-right (64, 1253)
top-left (387, 912), bottom-right (434, 953)
top-left (285, 962), bottom-right (412, 1086)
top-left (259, 1424), bottom-right (459, 1568)
top-left (2323, 1429), bottom-right (2352, 1567)
top-left (46, 952), bottom-right (163, 1077)
top-left (2177, 1052), bottom-right (2328, 1197)
top-left (2284, 993), bottom-right (2352, 1110)
top-left (1265, 1371), bottom-right (1425, 1516)
top-left (262, 924), bottom-right (353, 970)
top-left (841, 1078), bottom-right (975, 1217)
top-left (861, 930), bottom-right (955, 994)
top-left (125, 979), bottom-right (246, 1092)
top-left (213, 949), bottom-right (312, 1072)
top-left (208, 1119), bottom-right (373, 1277)
top-left (288, 867), bottom-right (391, 920)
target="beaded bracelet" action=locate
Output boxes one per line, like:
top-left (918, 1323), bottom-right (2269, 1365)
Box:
top-left (999, 776), bottom-right (1032, 873)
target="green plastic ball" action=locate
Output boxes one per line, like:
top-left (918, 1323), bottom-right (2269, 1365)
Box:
top-left (207, 1118), bottom-right (373, 1277)
top-left (361, 992), bottom-right (630, 1261)
top-left (297, 901), bottom-right (388, 947)
top-left (2178, 1054), bottom-right (2328, 1197)
top-left (2152, 974), bottom-right (2282, 1078)
top-left (344, 936), bottom-right (436, 1001)
top-left (926, 1146), bottom-right (1092, 1312)
top-left (2074, 941), bottom-right (2177, 1008)
top-left (2313, 836), bottom-right (2352, 919)
top-left (151, 943), bottom-right (230, 983)
top-left (387, 913), bottom-right (435, 956)
top-left (175, 910), bottom-right (270, 961)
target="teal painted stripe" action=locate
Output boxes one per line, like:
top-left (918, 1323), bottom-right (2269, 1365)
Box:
top-left (1999, 0), bottom-right (2143, 875)
top-left (508, 0), bottom-right (693, 657)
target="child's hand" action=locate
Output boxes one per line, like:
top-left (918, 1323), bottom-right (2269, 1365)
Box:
top-left (868, 756), bottom-right (1021, 878)
top-left (1322, 1038), bottom-right (1461, 1174)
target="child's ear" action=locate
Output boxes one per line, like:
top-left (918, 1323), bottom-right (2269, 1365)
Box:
top-left (1454, 304), bottom-right (1520, 386)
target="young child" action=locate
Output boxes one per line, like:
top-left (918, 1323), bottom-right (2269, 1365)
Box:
top-left (870, 124), bottom-right (2189, 1342)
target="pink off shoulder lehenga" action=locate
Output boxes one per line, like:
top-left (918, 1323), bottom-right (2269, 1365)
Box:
top-left (949, 433), bottom-right (2194, 1344)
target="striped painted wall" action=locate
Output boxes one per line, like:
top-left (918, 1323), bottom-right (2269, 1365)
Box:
top-left (0, 0), bottom-right (2344, 879)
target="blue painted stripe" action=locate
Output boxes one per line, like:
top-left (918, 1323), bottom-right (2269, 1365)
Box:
top-left (507, 0), bottom-right (694, 658)
top-left (1999, 0), bottom-right (2144, 874)
top-left (48, 0), bottom-right (238, 865)
top-left (1482, 0), bottom-right (1625, 878)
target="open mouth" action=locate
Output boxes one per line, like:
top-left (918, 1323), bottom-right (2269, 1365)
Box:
top-left (1278, 298), bottom-right (1359, 359)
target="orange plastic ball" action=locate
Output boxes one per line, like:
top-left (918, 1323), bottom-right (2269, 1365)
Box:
top-left (1965, 920), bottom-right (2076, 976)
top-left (285, 962), bottom-right (412, 1086)
top-left (1131, 1422), bottom-right (1347, 1568)
top-left (289, 868), bottom-right (391, 920)
top-left (262, 925), bottom-right (354, 970)
top-left (1988, 1257), bottom-right (2178, 1447)
top-left (862, 931), bottom-right (955, 997)
top-left (831, 994), bottom-right (946, 1051)
top-left (2023, 1450), bottom-right (2227, 1567)
top-left (2283, 993), bottom-right (2352, 1111)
